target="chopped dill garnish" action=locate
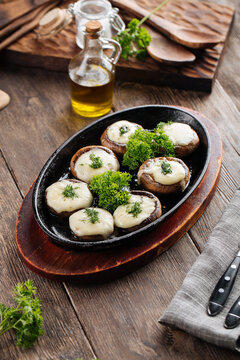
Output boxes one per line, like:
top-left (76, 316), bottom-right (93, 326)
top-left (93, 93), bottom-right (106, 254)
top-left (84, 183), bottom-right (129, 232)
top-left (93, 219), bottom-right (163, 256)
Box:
top-left (89, 171), bottom-right (132, 213)
top-left (161, 161), bottom-right (172, 175)
top-left (127, 201), bottom-right (142, 217)
top-left (89, 153), bottom-right (103, 169)
top-left (122, 128), bottom-right (175, 170)
top-left (119, 125), bottom-right (129, 136)
top-left (84, 208), bottom-right (100, 224)
top-left (62, 184), bottom-right (79, 199)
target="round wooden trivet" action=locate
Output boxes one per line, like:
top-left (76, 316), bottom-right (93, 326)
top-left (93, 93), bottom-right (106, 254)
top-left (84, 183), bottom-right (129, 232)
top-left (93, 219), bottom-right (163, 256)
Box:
top-left (16, 108), bottom-right (222, 283)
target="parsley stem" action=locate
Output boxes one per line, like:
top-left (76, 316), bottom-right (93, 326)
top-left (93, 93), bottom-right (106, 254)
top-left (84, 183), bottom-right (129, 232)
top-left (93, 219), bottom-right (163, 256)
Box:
top-left (138, 0), bottom-right (169, 26)
top-left (0, 326), bottom-right (14, 336)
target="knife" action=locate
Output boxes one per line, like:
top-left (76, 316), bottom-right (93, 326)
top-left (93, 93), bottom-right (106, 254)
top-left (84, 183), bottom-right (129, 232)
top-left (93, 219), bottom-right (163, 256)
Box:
top-left (207, 249), bottom-right (240, 316)
top-left (224, 296), bottom-right (240, 329)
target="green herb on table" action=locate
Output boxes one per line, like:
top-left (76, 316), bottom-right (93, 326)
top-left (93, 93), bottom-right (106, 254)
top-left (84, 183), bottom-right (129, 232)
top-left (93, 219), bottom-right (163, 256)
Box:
top-left (0, 280), bottom-right (43, 348)
top-left (119, 125), bottom-right (129, 136)
top-left (122, 128), bottom-right (175, 170)
top-left (89, 171), bottom-right (132, 213)
top-left (161, 160), bottom-right (172, 175)
top-left (89, 153), bottom-right (103, 169)
top-left (62, 184), bottom-right (79, 199)
top-left (127, 201), bottom-right (142, 217)
top-left (115, 0), bottom-right (169, 60)
top-left (84, 208), bottom-right (100, 224)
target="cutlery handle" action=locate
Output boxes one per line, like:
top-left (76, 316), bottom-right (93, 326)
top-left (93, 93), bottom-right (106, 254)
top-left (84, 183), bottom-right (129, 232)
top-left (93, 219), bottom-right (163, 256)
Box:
top-left (207, 256), bottom-right (240, 316)
top-left (224, 296), bottom-right (240, 329)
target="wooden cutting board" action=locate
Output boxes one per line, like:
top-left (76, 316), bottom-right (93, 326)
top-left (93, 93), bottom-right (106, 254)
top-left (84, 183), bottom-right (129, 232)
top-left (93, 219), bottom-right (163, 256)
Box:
top-left (2, 0), bottom-right (234, 92)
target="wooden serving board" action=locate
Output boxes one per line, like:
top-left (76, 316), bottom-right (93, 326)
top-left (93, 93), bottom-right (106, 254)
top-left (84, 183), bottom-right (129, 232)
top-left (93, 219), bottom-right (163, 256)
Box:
top-left (16, 108), bottom-right (222, 283)
top-left (1, 0), bottom-right (235, 92)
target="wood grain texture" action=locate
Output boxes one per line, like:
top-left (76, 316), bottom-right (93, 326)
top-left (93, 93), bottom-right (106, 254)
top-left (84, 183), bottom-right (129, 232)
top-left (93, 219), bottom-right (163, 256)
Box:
top-left (0, 1), bottom-right (59, 50)
top-left (0, 0), bottom-right (56, 28)
top-left (2, 0), bottom-right (235, 91)
top-left (64, 236), bottom-right (240, 360)
top-left (0, 153), bottom-right (96, 360)
top-left (215, 0), bottom-right (240, 111)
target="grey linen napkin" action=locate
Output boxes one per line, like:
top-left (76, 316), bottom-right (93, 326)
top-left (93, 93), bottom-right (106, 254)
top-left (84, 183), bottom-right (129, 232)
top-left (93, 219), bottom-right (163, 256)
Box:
top-left (159, 187), bottom-right (240, 352)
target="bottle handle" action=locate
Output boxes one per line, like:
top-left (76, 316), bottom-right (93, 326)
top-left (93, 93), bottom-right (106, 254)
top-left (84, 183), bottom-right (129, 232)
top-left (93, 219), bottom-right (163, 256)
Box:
top-left (101, 38), bottom-right (121, 64)
top-left (67, 3), bottom-right (75, 16)
top-left (110, 8), bottom-right (125, 33)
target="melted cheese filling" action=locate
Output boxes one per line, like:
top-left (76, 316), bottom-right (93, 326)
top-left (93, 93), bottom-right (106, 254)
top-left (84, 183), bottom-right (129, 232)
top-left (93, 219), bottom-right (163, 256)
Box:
top-left (74, 148), bottom-right (120, 183)
top-left (113, 194), bottom-right (156, 228)
top-left (138, 159), bottom-right (185, 185)
top-left (45, 180), bottom-right (93, 213)
top-left (162, 122), bottom-right (197, 146)
top-left (107, 120), bottom-right (140, 144)
top-left (69, 208), bottom-right (114, 238)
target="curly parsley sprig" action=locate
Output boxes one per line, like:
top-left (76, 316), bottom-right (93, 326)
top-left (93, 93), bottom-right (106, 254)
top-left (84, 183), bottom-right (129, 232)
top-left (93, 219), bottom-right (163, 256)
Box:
top-left (0, 280), bottom-right (43, 348)
top-left (115, 0), bottom-right (169, 60)
top-left (89, 171), bottom-right (132, 213)
top-left (122, 128), bottom-right (175, 171)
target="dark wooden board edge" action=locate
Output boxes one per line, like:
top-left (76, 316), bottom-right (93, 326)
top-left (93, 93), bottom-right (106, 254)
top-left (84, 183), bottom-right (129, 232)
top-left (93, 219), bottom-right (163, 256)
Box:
top-left (15, 107), bottom-right (222, 283)
top-left (0, 46), bottom-right (226, 94)
top-left (1, 49), bottom-right (213, 92)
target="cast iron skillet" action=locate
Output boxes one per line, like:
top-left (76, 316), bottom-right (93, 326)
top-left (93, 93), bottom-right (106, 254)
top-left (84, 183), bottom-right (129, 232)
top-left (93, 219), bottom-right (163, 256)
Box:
top-left (32, 105), bottom-right (210, 250)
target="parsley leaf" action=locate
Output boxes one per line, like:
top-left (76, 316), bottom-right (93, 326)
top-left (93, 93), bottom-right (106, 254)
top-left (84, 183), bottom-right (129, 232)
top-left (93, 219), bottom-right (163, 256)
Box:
top-left (89, 171), bottom-right (131, 213)
top-left (62, 184), bottom-right (79, 199)
top-left (127, 201), bottom-right (142, 217)
top-left (84, 208), bottom-right (100, 224)
top-left (0, 280), bottom-right (43, 348)
top-left (161, 160), bottom-right (172, 175)
top-left (89, 153), bottom-right (103, 169)
top-left (115, 19), bottom-right (151, 60)
top-left (119, 125), bottom-right (129, 136)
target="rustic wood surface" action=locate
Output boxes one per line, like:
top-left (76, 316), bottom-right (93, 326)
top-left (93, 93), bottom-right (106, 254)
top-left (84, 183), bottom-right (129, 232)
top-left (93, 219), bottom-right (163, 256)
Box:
top-left (2, 0), bottom-right (235, 91)
top-left (0, 0), bottom-right (55, 28)
top-left (0, 1), bottom-right (59, 50)
top-left (0, 0), bottom-right (240, 358)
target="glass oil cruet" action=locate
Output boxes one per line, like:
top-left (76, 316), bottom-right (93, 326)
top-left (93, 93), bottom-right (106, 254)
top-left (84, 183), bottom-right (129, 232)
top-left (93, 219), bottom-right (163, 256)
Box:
top-left (69, 20), bottom-right (121, 117)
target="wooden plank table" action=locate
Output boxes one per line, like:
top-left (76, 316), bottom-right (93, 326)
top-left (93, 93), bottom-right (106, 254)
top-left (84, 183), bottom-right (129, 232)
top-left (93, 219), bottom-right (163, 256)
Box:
top-left (0, 0), bottom-right (239, 358)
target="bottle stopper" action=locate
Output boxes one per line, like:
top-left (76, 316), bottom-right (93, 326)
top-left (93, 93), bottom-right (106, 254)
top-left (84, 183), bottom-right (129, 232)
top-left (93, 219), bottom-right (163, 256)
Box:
top-left (85, 20), bottom-right (102, 38)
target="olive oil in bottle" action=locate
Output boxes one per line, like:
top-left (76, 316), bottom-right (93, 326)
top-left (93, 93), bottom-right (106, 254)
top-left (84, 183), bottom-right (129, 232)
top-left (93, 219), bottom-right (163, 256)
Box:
top-left (70, 64), bottom-right (114, 117)
top-left (69, 20), bottom-right (121, 118)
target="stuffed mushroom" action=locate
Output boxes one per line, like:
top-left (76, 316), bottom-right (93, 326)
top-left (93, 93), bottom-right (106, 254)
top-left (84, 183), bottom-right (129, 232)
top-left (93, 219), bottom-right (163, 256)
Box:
top-left (138, 157), bottom-right (190, 194)
top-left (113, 190), bottom-right (161, 232)
top-left (70, 145), bottom-right (120, 183)
top-left (69, 207), bottom-right (114, 241)
top-left (100, 120), bottom-right (143, 156)
top-left (161, 122), bottom-right (199, 157)
top-left (45, 179), bottom-right (93, 216)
